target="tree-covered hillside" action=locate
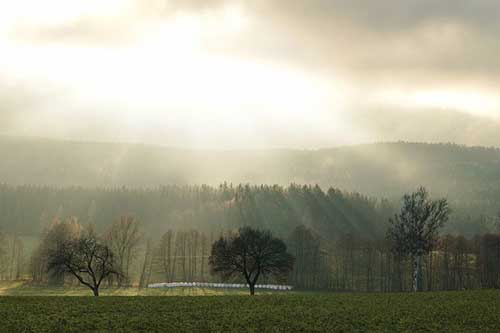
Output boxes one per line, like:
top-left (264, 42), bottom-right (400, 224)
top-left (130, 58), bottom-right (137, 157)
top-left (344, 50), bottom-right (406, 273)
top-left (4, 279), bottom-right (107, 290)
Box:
top-left (1, 137), bottom-right (500, 202)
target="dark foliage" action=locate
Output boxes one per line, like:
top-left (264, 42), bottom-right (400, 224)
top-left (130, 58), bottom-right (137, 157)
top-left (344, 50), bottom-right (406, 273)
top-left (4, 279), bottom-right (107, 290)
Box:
top-left (387, 187), bottom-right (450, 291)
top-left (209, 227), bottom-right (294, 295)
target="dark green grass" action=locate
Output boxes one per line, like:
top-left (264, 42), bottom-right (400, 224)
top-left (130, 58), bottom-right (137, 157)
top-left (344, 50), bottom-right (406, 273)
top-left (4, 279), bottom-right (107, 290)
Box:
top-left (1, 291), bottom-right (499, 332)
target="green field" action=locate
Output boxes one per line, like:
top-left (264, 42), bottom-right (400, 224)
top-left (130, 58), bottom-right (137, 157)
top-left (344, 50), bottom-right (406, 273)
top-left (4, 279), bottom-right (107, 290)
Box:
top-left (0, 284), bottom-right (499, 332)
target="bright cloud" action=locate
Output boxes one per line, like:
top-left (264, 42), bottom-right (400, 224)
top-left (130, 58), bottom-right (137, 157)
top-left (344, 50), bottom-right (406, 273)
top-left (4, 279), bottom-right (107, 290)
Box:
top-left (1, 0), bottom-right (500, 148)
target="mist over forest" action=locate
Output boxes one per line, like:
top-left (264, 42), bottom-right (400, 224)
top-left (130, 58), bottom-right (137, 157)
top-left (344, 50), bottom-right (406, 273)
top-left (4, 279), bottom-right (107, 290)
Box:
top-left (1, 136), bottom-right (499, 239)
top-left (3, 136), bottom-right (500, 196)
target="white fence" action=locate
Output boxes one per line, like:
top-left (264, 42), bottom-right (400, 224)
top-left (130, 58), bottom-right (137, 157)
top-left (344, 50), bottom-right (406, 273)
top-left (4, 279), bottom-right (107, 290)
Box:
top-left (148, 282), bottom-right (293, 291)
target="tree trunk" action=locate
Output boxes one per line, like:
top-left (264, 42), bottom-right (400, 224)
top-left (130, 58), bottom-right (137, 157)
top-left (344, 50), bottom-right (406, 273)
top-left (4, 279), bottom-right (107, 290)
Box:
top-left (93, 288), bottom-right (99, 297)
top-left (412, 255), bottom-right (422, 292)
top-left (9, 235), bottom-right (17, 281)
top-left (139, 239), bottom-right (152, 288)
top-left (249, 283), bottom-right (255, 296)
top-left (427, 251), bottom-right (433, 291)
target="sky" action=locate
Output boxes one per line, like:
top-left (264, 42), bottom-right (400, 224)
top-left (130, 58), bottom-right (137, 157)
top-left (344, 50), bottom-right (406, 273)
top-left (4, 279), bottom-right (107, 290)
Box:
top-left (1, 0), bottom-right (500, 149)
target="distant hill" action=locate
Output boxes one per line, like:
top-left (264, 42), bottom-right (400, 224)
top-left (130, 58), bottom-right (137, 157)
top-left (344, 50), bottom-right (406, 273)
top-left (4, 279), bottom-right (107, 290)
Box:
top-left (1, 136), bottom-right (500, 209)
top-left (0, 138), bottom-right (500, 235)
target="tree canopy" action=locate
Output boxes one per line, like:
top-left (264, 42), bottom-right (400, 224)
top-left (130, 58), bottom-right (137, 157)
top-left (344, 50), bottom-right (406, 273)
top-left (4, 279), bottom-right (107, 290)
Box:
top-left (387, 187), bottom-right (450, 291)
top-left (48, 229), bottom-right (119, 296)
top-left (209, 227), bottom-right (294, 295)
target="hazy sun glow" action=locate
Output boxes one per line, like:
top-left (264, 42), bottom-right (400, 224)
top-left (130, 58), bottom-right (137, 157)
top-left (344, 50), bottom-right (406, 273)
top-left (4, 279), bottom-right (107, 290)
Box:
top-left (1, 0), bottom-right (500, 148)
top-left (0, 1), bottom-right (343, 148)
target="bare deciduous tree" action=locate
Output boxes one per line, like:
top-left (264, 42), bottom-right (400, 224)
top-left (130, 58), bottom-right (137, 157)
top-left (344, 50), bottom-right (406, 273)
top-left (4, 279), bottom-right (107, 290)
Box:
top-left (139, 238), bottom-right (154, 288)
top-left (48, 231), bottom-right (119, 296)
top-left (105, 216), bottom-right (141, 286)
top-left (158, 230), bottom-right (174, 281)
top-left (209, 227), bottom-right (294, 295)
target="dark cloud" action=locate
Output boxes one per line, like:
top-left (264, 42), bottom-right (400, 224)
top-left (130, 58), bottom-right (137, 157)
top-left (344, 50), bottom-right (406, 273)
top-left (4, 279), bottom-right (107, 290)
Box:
top-left (252, 0), bottom-right (500, 31)
top-left (236, 0), bottom-right (500, 80)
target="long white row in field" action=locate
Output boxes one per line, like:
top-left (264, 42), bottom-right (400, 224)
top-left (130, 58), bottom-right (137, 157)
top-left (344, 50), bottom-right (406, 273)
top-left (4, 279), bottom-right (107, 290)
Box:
top-left (148, 282), bottom-right (293, 290)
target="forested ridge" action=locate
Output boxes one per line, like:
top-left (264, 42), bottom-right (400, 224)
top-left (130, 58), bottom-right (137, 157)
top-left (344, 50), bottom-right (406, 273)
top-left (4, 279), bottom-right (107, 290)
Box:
top-left (2, 137), bottom-right (500, 207)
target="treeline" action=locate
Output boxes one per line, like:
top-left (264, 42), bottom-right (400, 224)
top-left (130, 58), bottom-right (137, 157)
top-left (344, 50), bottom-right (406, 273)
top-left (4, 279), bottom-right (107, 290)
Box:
top-left (31, 217), bottom-right (141, 286)
top-left (0, 183), bottom-right (495, 240)
top-left (22, 217), bottom-right (500, 293)
top-left (142, 227), bottom-right (500, 292)
top-left (27, 217), bottom-right (219, 287)
top-left (1, 183), bottom-right (500, 292)
top-left (0, 184), bottom-right (391, 238)
top-left (289, 230), bottom-right (500, 291)
top-left (0, 233), bottom-right (24, 281)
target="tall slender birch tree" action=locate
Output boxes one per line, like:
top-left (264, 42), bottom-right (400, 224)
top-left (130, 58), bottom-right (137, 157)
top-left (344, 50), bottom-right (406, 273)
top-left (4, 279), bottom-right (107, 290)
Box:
top-left (387, 187), bottom-right (450, 292)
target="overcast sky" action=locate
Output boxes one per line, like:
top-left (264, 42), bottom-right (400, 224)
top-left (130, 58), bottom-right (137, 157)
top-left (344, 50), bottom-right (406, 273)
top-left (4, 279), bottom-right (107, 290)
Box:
top-left (1, 0), bottom-right (499, 148)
